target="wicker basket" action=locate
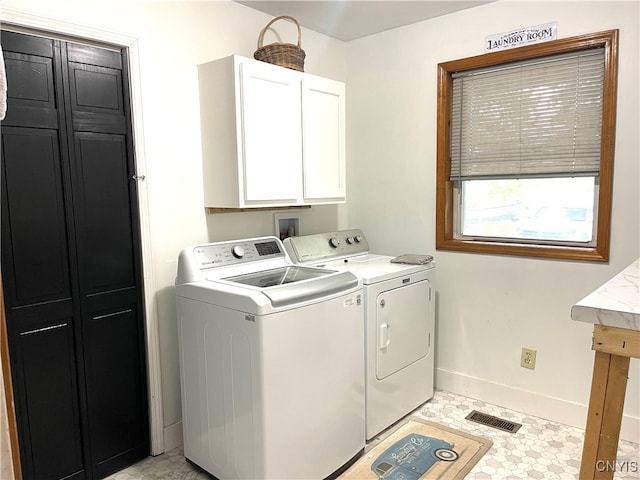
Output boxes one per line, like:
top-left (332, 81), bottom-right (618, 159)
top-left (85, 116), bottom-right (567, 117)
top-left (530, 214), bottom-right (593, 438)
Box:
top-left (254, 16), bottom-right (305, 72)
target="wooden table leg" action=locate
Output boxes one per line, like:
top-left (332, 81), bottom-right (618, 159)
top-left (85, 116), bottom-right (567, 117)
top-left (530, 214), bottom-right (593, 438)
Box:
top-left (579, 350), bottom-right (630, 480)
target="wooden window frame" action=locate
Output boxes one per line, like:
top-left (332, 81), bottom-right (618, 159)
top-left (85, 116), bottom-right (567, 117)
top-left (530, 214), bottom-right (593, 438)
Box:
top-left (436, 30), bottom-right (618, 262)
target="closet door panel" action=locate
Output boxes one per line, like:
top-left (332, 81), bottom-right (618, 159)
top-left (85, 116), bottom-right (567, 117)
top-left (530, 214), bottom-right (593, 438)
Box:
top-left (1, 33), bottom-right (58, 129)
top-left (68, 62), bottom-right (126, 134)
top-left (1, 127), bottom-right (71, 305)
top-left (72, 133), bottom-right (135, 293)
top-left (67, 43), bottom-right (125, 135)
top-left (85, 306), bottom-right (147, 477)
top-left (17, 322), bottom-right (85, 480)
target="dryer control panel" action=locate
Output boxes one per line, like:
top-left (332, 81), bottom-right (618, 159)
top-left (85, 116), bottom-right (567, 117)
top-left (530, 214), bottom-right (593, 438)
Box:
top-left (284, 229), bottom-right (370, 264)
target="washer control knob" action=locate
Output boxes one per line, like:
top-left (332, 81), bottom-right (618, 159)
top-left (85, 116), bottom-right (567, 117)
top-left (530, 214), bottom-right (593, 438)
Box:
top-left (231, 245), bottom-right (245, 258)
top-left (354, 235), bottom-right (363, 243)
top-left (346, 236), bottom-right (355, 244)
top-left (329, 237), bottom-right (341, 248)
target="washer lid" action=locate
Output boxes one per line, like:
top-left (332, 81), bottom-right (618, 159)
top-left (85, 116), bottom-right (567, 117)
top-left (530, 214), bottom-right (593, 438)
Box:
top-left (223, 267), bottom-right (360, 308)
top-left (223, 266), bottom-right (334, 287)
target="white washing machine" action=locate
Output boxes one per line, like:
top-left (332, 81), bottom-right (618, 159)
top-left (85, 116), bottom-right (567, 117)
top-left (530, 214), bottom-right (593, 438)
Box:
top-left (284, 229), bottom-right (435, 440)
top-left (175, 237), bottom-right (365, 479)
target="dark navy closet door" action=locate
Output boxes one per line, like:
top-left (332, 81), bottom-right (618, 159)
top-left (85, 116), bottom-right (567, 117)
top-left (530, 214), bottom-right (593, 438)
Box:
top-left (1, 31), bottom-right (88, 480)
top-left (63, 41), bottom-right (148, 478)
top-left (1, 30), bottom-right (149, 480)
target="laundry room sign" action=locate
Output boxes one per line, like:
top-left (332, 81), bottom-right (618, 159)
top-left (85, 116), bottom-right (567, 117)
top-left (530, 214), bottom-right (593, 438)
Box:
top-left (485, 22), bottom-right (557, 52)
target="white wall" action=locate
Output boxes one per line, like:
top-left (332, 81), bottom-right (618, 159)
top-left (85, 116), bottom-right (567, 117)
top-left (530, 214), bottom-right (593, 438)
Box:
top-left (0, 0), bottom-right (347, 452)
top-left (346, 0), bottom-right (639, 442)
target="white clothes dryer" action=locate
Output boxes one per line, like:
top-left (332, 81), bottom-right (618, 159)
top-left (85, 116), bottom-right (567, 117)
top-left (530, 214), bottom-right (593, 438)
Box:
top-left (285, 229), bottom-right (435, 440)
top-left (176, 237), bottom-right (365, 479)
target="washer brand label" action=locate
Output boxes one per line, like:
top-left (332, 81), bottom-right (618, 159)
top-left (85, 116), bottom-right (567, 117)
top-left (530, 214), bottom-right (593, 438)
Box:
top-left (244, 314), bottom-right (255, 322)
top-left (344, 295), bottom-right (361, 308)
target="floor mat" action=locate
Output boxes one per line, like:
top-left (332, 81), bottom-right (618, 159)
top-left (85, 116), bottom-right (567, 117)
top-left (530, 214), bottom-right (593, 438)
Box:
top-left (340, 416), bottom-right (493, 480)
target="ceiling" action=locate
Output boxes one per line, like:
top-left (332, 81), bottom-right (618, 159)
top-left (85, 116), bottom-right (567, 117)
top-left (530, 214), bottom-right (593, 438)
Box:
top-left (235, 1), bottom-right (495, 42)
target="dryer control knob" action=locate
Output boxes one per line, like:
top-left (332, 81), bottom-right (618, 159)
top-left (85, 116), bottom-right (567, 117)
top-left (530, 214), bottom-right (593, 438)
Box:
top-left (231, 245), bottom-right (245, 258)
top-left (329, 237), bottom-right (341, 248)
top-left (346, 236), bottom-right (355, 244)
top-left (354, 235), bottom-right (363, 243)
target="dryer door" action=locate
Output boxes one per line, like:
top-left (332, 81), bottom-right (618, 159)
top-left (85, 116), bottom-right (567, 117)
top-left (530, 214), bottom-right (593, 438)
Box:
top-left (376, 280), bottom-right (430, 380)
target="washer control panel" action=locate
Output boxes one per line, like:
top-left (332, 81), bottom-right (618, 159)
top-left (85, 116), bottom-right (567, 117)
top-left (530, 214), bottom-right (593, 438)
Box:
top-left (193, 238), bottom-right (284, 269)
top-left (284, 229), bottom-right (370, 263)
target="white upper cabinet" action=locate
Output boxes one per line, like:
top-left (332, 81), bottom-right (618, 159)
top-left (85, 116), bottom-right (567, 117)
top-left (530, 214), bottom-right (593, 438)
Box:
top-left (302, 75), bottom-right (346, 201)
top-left (240, 60), bottom-right (302, 204)
top-left (198, 55), bottom-right (346, 209)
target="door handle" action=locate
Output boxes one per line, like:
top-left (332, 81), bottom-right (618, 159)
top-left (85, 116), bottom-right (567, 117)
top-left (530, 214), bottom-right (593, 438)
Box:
top-left (380, 323), bottom-right (390, 350)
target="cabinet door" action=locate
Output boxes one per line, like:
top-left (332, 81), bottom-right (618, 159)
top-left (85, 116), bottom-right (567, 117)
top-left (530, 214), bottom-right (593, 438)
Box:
top-left (240, 61), bottom-right (302, 204)
top-left (302, 76), bottom-right (346, 202)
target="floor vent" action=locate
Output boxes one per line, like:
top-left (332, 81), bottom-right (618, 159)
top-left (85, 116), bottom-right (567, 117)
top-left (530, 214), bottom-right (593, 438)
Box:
top-left (465, 410), bottom-right (522, 433)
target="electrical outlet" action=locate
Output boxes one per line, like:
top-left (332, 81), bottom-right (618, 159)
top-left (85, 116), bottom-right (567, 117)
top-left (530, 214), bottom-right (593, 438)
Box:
top-left (521, 347), bottom-right (537, 370)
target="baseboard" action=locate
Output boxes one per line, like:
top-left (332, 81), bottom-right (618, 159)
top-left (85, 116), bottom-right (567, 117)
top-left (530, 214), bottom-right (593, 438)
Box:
top-left (163, 421), bottom-right (184, 453)
top-left (435, 368), bottom-right (639, 444)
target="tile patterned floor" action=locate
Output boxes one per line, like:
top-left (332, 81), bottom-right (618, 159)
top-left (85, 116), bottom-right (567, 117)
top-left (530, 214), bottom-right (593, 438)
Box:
top-left (107, 390), bottom-right (640, 480)
top-left (417, 391), bottom-right (639, 480)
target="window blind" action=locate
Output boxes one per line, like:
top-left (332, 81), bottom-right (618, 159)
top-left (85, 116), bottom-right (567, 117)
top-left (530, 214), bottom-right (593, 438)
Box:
top-left (450, 48), bottom-right (605, 180)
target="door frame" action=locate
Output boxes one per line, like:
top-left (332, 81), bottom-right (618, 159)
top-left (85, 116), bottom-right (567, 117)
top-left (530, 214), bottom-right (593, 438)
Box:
top-left (0, 7), bottom-right (164, 456)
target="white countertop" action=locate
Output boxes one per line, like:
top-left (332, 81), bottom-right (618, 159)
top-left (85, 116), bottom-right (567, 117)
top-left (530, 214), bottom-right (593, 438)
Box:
top-left (571, 259), bottom-right (640, 331)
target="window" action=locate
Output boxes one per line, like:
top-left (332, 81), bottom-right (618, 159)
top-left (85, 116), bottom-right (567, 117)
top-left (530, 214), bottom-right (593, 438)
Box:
top-left (436, 30), bottom-right (618, 262)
